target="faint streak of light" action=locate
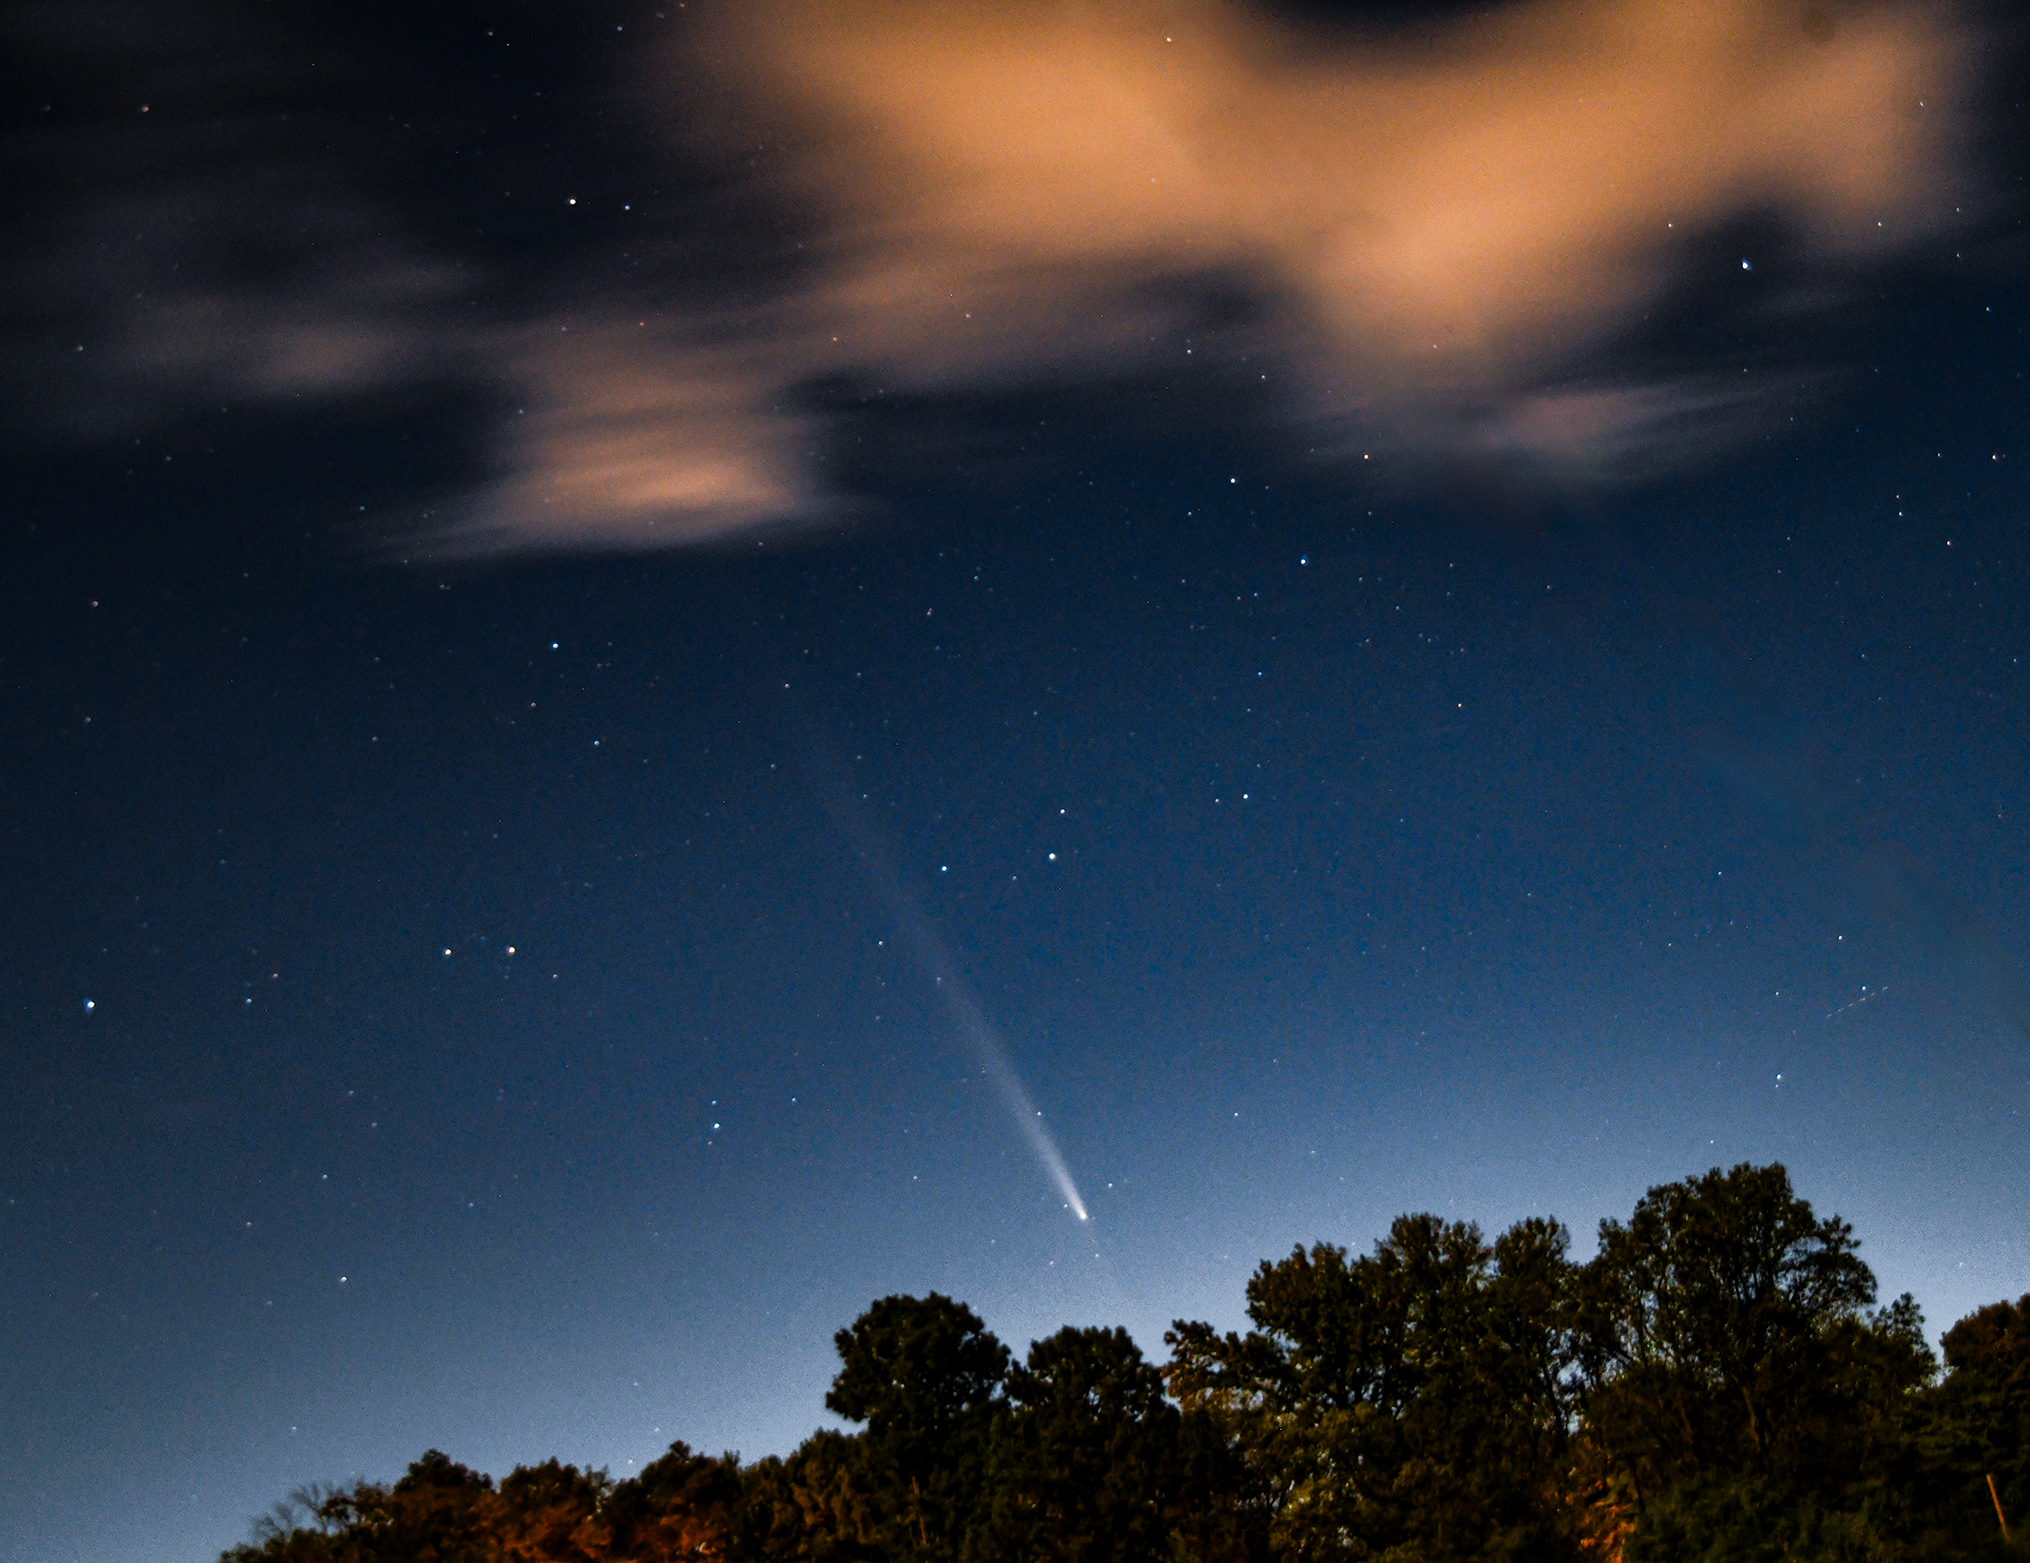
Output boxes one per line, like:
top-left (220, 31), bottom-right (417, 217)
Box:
top-left (793, 724), bottom-right (1088, 1222)
top-left (1826, 984), bottom-right (1890, 1020)
top-left (895, 902), bottom-right (1088, 1222)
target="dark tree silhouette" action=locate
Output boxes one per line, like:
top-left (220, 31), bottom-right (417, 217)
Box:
top-left (598, 1441), bottom-right (746, 1560)
top-left (218, 1166), bottom-right (2030, 1563)
top-left (1922, 1295), bottom-right (2030, 1557)
top-left (1577, 1163), bottom-right (1880, 1479)
top-left (825, 1292), bottom-right (1009, 1561)
top-left (981, 1325), bottom-right (1181, 1562)
top-left (1166, 1211), bottom-right (1582, 1561)
top-left (1574, 1163), bottom-right (1941, 1561)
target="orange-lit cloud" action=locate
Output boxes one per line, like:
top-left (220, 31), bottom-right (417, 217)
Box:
top-left (10, 0), bottom-right (1982, 552)
top-left (450, 0), bottom-right (1972, 551)
top-left (711, 0), bottom-right (1958, 369)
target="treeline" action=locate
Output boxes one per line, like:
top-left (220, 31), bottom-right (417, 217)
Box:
top-left (228, 1163), bottom-right (2027, 1562)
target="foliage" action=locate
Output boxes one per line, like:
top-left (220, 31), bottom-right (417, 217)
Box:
top-left (223, 1165), bottom-right (2030, 1563)
top-left (825, 1291), bottom-right (1010, 1560)
top-left (1166, 1211), bottom-right (1581, 1562)
top-left (1574, 1164), bottom-right (1901, 1492)
top-left (1571, 1164), bottom-right (1960, 1562)
top-left (980, 1325), bottom-right (1181, 1563)
top-left (1919, 1295), bottom-right (2030, 1561)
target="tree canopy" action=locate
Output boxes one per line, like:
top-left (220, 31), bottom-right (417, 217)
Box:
top-left (226, 1163), bottom-right (2027, 1563)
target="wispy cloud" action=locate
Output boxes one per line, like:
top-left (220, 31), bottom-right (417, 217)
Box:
top-left (10, 0), bottom-right (1985, 553)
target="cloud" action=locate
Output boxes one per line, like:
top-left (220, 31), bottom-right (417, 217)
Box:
top-left (9, 0), bottom-right (1985, 553)
top-left (6, 1), bottom-right (466, 438)
top-left (708, 0), bottom-right (1962, 363)
top-left (465, 0), bottom-right (1979, 549)
top-left (440, 330), bottom-right (834, 555)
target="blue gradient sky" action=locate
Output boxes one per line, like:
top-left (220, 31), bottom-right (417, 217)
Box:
top-left (4, 3), bottom-right (2027, 1559)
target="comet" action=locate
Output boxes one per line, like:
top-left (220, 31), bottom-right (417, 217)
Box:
top-left (794, 727), bottom-right (1089, 1222)
top-left (886, 896), bottom-right (1090, 1224)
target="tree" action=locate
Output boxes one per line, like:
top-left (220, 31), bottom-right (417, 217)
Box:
top-left (1166, 1212), bottom-right (1583, 1561)
top-left (1574, 1164), bottom-right (1939, 1561)
top-left (826, 1293), bottom-right (1010, 1560)
top-left (1165, 1398), bottom-right (1278, 1563)
top-left (1575, 1164), bottom-right (1905, 1493)
top-left (219, 1172), bottom-right (2030, 1563)
top-left (220, 1485), bottom-right (351, 1563)
top-left (982, 1325), bottom-right (1180, 1563)
top-left (492, 1458), bottom-right (610, 1562)
top-left (366, 1448), bottom-right (500, 1563)
top-left (598, 1441), bottom-right (746, 1561)
top-left (738, 1431), bottom-right (888, 1562)
top-left (1918, 1295), bottom-right (2030, 1557)
top-left (1944, 1298), bottom-right (2030, 1387)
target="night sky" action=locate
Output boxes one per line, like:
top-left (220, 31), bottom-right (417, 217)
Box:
top-left (5, 2), bottom-right (2029, 1559)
